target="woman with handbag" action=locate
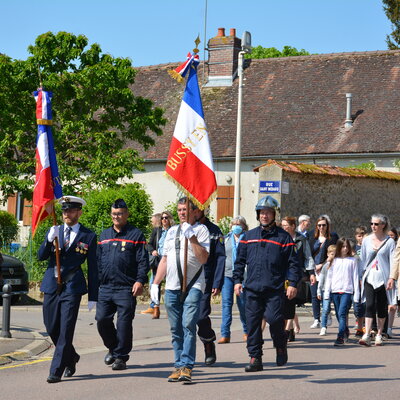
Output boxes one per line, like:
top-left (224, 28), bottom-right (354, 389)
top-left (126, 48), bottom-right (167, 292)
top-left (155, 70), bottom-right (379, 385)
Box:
top-left (359, 214), bottom-right (396, 346)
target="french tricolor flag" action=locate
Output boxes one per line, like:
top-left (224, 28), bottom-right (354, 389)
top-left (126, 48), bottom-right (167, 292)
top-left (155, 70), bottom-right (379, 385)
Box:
top-left (166, 54), bottom-right (217, 209)
top-left (31, 89), bottom-right (62, 236)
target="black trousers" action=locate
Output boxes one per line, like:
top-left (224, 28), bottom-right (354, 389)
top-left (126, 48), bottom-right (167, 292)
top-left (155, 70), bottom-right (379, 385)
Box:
top-left (364, 282), bottom-right (388, 319)
top-left (43, 291), bottom-right (81, 377)
top-left (197, 290), bottom-right (216, 343)
top-left (245, 288), bottom-right (286, 358)
top-left (96, 286), bottom-right (137, 362)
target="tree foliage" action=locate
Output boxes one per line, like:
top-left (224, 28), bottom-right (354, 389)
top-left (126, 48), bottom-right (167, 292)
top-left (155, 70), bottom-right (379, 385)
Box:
top-left (0, 31), bottom-right (166, 200)
top-left (350, 162), bottom-right (376, 170)
top-left (78, 183), bottom-right (154, 237)
top-left (383, 0), bottom-right (400, 49)
top-left (0, 211), bottom-right (19, 246)
top-left (245, 45), bottom-right (311, 59)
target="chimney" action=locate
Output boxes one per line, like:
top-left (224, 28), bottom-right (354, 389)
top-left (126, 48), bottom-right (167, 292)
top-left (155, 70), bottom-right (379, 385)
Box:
top-left (204, 27), bottom-right (242, 87)
top-left (345, 93), bottom-right (353, 129)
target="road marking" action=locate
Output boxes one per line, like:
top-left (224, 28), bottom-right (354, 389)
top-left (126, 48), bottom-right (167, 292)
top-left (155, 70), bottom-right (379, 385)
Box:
top-left (0, 357), bottom-right (52, 370)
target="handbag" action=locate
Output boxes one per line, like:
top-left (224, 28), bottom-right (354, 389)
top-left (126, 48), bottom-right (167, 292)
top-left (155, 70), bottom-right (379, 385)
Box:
top-left (149, 254), bottom-right (160, 268)
top-left (295, 278), bottom-right (309, 304)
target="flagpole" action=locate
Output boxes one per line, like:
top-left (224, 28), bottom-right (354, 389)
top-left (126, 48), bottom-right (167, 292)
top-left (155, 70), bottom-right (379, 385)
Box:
top-left (51, 208), bottom-right (63, 293)
top-left (182, 197), bottom-right (190, 294)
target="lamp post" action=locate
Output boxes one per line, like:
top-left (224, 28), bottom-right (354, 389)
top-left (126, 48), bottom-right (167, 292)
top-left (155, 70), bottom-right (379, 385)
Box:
top-left (233, 31), bottom-right (251, 217)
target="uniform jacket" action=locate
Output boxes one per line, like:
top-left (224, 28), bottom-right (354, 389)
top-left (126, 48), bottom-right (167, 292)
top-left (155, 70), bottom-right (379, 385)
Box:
top-left (97, 224), bottom-right (149, 288)
top-left (233, 224), bottom-right (301, 292)
top-left (202, 218), bottom-right (226, 291)
top-left (38, 224), bottom-right (98, 300)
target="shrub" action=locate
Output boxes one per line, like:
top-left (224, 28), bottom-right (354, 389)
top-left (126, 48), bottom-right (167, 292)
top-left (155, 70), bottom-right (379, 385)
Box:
top-left (0, 210), bottom-right (19, 246)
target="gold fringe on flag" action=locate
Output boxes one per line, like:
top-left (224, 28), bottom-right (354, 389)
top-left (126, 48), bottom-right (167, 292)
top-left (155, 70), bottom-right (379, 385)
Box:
top-left (168, 69), bottom-right (185, 83)
top-left (164, 172), bottom-right (217, 211)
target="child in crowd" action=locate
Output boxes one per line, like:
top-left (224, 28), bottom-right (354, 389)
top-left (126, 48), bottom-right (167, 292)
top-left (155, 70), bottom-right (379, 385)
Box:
top-left (354, 225), bottom-right (367, 256)
top-left (324, 238), bottom-right (360, 346)
top-left (317, 245), bottom-right (336, 336)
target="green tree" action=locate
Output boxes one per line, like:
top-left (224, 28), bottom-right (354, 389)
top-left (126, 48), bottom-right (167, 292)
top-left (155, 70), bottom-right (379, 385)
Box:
top-left (0, 211), bottom-right (19, 246)
top-left (79, 183), bottom-right (153, 237)
top-left (245, 45), bottom-right (311, 59)
top-left (350, 162), bottom-right (376, 170)
top-left (0, 31), bottom-right (166, 200)
top-left (383, 0), bottom-right (400, 49)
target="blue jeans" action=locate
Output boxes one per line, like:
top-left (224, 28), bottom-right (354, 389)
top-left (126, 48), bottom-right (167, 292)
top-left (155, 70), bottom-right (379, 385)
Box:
top-left (164, 288), bottom-right (202, 369)
top-left (331, 293), bottom-right (352, 339)
top-left (310, 281), bottom-right (321, 321)
top-left (220, 276), bottom-right (247, 338)
top-left (320, 294), bottom-right (331, 328)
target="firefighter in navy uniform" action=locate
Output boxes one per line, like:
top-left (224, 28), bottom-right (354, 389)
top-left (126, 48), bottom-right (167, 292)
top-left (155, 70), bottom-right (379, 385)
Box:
top-left (197, 210), bottom-right (226, 365)
top-left (38, 195), bottom-right (98, 384)
top-left (96, 199), bottom-right (149, 370)
top-left (233, 196), bottom-right (301, 372)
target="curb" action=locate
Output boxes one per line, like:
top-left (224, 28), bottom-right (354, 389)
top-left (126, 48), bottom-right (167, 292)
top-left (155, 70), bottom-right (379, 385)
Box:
top-left (0, 330), bottom-right (51, 366)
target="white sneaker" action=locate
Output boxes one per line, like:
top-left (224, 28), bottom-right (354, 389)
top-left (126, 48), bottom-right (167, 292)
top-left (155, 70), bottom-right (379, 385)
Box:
top-left (310, 320), bottom-right (321, 329)
top-left (327, 313), bottom-right (332, 327)
top-left (375, 334), bottom-right (383, 346)
top-left (319, 327), bottom-right (327, 336)
top-left (359, 333), bottom-right (371, 346)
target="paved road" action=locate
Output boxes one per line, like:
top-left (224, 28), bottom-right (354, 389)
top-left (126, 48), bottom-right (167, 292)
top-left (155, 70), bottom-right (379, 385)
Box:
top-left (1, 304), bottom-right (400, 400)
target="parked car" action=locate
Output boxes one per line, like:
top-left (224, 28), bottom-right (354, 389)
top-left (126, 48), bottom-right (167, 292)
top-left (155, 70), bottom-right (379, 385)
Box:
top-left (0, 253), bottom-right (29, 304)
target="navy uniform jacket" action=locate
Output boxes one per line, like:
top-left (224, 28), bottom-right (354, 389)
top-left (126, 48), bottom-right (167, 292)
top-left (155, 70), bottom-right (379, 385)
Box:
top-left (233, 224), bottom-right (302, 292)
top-left (203, 218), bottom-right (226, 291)
top-left (38, 224), bottom-right (98, 301)
top-left (97, 224), bottom-right (149, 288)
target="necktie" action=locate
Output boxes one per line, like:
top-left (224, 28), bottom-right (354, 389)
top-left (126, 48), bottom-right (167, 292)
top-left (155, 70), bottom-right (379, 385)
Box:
top-left (64, 227), bottom-right (71, 249)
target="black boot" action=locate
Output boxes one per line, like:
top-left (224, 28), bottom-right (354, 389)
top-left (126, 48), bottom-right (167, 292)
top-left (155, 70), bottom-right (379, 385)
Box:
top-left (245, 357), bottom-right (263, 372)
top-left (276, 347), bottom-right (288, 366)
top-left (204, 342), bottom-right (216, 365)
top-left (288, 329), bottom-right (295, 342)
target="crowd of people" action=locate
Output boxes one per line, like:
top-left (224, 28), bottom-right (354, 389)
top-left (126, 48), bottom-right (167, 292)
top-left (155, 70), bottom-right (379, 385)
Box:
top-left (37, 194), bottom-right (400, 384)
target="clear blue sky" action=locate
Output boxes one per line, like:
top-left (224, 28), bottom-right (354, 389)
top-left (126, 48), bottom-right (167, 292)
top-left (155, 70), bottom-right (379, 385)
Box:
top-left (0, 0), bottom-right (392, 66)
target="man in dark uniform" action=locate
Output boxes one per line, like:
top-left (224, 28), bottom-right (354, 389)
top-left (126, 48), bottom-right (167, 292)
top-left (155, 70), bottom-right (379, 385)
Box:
top-left (96, 199), bottom-right (149, 370)
top-left (38, 195), bottom-right (98, 383)
top-left (197, 210), bottom-right (226, 365)
top-left (233, 196), bottom-right (301, 372)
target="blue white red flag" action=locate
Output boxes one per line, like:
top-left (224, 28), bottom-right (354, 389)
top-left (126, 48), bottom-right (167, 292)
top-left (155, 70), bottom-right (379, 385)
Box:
top-left (166, 53), bottom-right (217, 209)
top-left (31, 89), bottom-right (63, 237)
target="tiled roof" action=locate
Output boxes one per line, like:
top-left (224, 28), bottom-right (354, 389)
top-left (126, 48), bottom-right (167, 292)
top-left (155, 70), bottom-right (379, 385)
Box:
top-left (254, 159), bottom-right (400, 181)
top-left (131, 50), bottom-right (400, 160)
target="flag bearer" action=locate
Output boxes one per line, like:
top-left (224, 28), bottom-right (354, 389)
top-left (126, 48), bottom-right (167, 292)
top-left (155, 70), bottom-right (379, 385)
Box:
top-left (39, 195), bottom-right (98, 383)
top-left (151, 197), bottom-right (209, 383)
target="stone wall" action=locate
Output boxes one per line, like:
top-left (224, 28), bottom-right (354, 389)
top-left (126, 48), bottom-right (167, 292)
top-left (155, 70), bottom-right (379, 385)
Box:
top-left (258, 164), bottom-right (400, 238)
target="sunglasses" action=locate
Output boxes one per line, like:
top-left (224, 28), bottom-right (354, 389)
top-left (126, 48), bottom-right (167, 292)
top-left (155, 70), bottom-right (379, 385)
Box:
top-left (111, 212), bottom-right (126, 217)
top-left (161, 216), bottom-right (169, 220)
top-left (317, 224), bottom-right (327, 227)
top-left (370, 222), bottom-right (381, 226)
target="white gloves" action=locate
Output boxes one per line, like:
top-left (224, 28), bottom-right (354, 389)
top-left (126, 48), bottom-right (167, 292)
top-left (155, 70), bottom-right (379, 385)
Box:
top-left (88, 301), bottom-right (97, 311)
top-left (47, 226), bottom-right (60, 242)
top-left (151, 284), bottom-right (160, 305)
top-left (181, 222), bottom-right (195, 239)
